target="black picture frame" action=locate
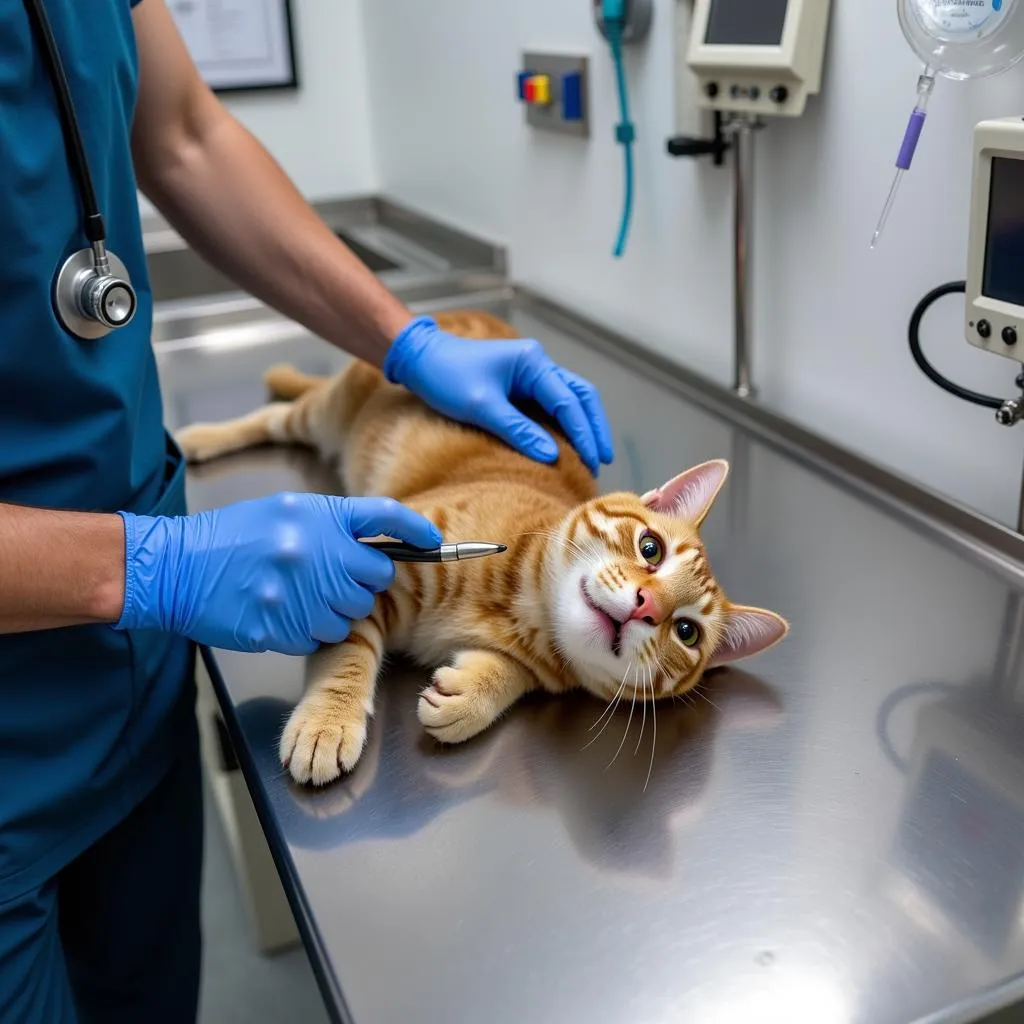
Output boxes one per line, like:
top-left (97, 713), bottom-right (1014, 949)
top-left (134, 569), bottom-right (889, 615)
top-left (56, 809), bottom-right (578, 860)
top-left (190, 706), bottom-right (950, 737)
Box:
top-left (174, 0), bottom-right (300, 96)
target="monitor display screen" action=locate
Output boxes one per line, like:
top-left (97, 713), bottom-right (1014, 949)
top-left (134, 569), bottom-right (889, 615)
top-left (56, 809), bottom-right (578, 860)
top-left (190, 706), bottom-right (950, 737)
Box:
top-left (983, 157), bottom-right (1024, 307)
top-left (704, 0), bottom-right (790, 46)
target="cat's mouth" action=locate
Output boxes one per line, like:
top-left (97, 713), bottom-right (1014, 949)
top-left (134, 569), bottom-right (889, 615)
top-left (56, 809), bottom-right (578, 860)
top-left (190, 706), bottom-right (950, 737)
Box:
top-left (579, 578), bottom-right (624, 657)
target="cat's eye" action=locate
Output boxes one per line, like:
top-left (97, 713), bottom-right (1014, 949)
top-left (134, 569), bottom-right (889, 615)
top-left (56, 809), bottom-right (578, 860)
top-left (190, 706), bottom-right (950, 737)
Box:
top-left (638, 531), bottom-right (664, 566)
top-left (675, 618), bottom-right (701, 647)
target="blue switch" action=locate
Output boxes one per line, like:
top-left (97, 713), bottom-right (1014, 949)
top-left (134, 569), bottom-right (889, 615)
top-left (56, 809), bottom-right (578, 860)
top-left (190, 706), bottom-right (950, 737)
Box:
top-left (562, 71), bottom-right (583, 121)
top-left (517, 70), bottom-right (532, 101)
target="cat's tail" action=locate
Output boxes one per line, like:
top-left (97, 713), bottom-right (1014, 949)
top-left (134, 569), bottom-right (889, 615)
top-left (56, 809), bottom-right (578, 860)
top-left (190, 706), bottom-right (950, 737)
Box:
top-left (264, 364), bottom-right (325, 401)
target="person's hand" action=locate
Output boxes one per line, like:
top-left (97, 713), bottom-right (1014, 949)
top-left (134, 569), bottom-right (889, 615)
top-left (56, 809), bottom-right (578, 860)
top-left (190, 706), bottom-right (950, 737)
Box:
top-left (383, 316), bottom-right (615, 475)
top-left (114, 493), bottom-right (441, 655)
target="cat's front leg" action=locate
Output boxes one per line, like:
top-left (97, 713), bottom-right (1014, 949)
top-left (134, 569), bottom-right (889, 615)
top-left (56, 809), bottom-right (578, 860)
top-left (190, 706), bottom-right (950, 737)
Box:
top-left (279, 612), bottom-right (385, 786)
top-left (417, 650), bottom-right (537, 745)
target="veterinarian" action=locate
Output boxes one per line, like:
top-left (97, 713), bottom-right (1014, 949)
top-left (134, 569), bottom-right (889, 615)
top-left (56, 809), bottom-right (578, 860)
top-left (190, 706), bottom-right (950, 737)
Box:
top-left (0, 2), bottom-right (615, 1020)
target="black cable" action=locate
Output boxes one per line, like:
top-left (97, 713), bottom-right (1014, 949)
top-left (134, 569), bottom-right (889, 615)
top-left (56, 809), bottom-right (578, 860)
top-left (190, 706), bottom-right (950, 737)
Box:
top-left (22, 0), bottom-right (105, 243)
top-left (908, 280), bottom-right (1003, 410)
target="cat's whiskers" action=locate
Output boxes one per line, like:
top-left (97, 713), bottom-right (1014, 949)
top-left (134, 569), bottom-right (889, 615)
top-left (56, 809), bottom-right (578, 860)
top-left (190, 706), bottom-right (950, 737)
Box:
top-left (565, 525), bottom-right (605, 562)
top-left (696, 687), bottom-right (721, 712)
top-left (548, 640), bottom-right (573, 672)
top-left (570, 535), bottom-right (602, 564)
top-left (651, 651), bottom-right (669, 698)
top-left (634, 661), bottom-right (649, 756)
top-left (645, 683), bottom-right (658, 794)
top-left (635, 637), bottom-right (655, 686)
top-left (606, 659), bottom-right (640, 771)
top-left (583, 660), bottom-right (632, 748)
top-left (516, 528), bottom-right (596, 569)
top-left (516, 527), bottom-right (576, 554)
top-left (642, 655), bottom-right (667, 793)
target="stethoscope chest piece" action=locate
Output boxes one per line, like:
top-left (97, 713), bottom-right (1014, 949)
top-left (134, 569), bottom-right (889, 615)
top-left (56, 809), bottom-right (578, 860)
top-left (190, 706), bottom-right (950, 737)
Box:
top-left (54, 243), bottom-right (136, 340)
top-left (22, 0), bottom-right (138, 341)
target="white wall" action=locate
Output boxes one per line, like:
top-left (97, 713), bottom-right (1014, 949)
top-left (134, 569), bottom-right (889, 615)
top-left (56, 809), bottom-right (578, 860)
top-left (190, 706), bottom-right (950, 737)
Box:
top-left (222, 0), bottom-right (375, 198)
top-left (362, 0), bottom-right (1024, 528)
top-left (141, 0), bottom-right (376, 215)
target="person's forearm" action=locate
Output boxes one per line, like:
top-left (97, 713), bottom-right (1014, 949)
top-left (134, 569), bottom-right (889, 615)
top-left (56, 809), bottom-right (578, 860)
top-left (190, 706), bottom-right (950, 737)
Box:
top-left (135, 107), bottom-right (411, 368)
top-left (0, 504), bottom-right (125, 633)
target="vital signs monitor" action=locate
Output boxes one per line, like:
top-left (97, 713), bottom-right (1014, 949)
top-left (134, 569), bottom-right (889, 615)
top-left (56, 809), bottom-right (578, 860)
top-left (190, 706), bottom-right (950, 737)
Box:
top-left (965, 118), bottom-right (1024, 362)
top-left (685, 0), bottom-right (832, 117)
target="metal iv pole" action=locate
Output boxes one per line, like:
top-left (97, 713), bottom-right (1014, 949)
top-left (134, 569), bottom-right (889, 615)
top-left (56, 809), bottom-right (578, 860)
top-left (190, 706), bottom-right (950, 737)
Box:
top-left (727, 114), bottom-right (763, 400)
top-left (1018, 448), bottom-right (1024, 536)
top-left (665, 110), bottom-right (764, 400)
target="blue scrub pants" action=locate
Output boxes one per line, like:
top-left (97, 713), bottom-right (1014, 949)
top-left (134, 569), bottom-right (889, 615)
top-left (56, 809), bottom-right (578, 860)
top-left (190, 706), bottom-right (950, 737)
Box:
top-left (0, 715), bottom-right (204, 1023)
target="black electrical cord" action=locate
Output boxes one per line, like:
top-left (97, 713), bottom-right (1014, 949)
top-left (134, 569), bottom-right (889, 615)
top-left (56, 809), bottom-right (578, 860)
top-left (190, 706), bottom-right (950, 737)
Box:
top-left (908, 280), bottom-right (1004, 410)
top-left (22, 0), bottom-right (105, 243)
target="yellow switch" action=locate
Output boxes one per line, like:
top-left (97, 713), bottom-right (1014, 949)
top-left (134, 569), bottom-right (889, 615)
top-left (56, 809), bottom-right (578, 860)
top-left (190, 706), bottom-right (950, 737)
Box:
top-left (525, 74), bottom-right (551, 105)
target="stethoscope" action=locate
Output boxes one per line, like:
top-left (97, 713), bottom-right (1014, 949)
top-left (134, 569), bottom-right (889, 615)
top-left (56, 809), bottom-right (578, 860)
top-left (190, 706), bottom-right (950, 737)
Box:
top-left (24, 0), bottom-right (137, 340)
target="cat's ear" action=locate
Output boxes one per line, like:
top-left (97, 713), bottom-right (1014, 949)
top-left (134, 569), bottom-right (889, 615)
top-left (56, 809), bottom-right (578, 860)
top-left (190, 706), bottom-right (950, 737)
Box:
top-left (709, 606), bottom-right (788, 667)
top-left (641, 460), bottom-right (729, 526)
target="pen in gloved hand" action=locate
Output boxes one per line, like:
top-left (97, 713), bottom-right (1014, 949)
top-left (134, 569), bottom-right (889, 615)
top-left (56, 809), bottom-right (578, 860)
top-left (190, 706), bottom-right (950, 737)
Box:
top-left (359, 539), bottom-right (506, 563)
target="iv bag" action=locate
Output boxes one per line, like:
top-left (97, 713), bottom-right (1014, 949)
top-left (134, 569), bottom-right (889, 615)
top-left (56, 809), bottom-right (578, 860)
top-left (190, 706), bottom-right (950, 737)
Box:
top-left (899, 0), bottom-right (1024, 79)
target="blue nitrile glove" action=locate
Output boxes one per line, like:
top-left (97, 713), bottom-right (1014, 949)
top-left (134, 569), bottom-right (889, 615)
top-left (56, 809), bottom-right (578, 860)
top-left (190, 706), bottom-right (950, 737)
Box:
top-left (383, 316), bottom-right (615, 475)
top-left (114, 492), bottom-right (441, 656)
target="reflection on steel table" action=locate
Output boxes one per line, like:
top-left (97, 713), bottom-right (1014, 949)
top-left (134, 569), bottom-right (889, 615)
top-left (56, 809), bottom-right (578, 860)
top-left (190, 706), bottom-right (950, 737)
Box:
top-left (236, 667), bottom-right (783, 879)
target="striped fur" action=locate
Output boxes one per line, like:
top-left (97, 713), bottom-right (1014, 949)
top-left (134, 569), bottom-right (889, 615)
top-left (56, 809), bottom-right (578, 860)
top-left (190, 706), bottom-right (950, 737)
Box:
top-left (175, 310), bottom-right (788, 786)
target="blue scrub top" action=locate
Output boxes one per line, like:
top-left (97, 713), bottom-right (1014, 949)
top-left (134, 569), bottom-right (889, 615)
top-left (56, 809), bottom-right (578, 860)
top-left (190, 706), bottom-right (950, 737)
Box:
top-left (0, 0), bottom-right (195, 900)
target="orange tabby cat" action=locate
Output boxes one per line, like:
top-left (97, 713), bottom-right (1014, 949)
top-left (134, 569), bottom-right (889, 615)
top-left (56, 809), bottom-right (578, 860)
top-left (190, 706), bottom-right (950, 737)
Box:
top-left (175, 310), bottom-right (788, 787)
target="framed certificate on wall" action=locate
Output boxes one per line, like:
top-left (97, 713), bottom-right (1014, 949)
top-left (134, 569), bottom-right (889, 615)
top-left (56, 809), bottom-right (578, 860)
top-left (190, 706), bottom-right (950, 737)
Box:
top-left (167, 0), bottom-right (299, 94)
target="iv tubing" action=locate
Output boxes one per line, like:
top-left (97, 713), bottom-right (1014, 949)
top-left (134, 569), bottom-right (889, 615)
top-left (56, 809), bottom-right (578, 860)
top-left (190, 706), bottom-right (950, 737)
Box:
top-left (607, 21), bottom-right (635, 259)
top-left (871, 69), bottom-right (935, 248)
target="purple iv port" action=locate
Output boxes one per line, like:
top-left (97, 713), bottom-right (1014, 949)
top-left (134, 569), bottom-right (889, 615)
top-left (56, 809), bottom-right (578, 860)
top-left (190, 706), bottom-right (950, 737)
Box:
top-left (897, 110), bottom-right (927, 171)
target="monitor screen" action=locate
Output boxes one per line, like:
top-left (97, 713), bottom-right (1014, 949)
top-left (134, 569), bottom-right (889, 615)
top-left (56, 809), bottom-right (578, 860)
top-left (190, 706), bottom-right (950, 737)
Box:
top-left (983, 156), bottom-right (1024, 307)
top-left (704, 0), bottom-right (790, 46)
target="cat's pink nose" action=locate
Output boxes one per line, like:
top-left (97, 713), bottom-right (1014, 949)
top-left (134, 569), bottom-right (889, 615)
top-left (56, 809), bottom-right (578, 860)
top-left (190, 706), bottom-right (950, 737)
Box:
top-left (630, 587), bottom-right (665, 625)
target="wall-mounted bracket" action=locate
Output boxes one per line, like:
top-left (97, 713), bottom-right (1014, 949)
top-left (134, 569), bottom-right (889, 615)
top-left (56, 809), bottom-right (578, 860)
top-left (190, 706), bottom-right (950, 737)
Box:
top-left (666, 110), bottom-right (731, 166)
top-left (592, 0), bottom-right (653, 44)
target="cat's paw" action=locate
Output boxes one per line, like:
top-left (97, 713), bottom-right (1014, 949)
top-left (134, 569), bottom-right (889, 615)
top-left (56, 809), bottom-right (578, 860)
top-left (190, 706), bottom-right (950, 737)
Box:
top-left (279, 697), bottom-right (368, 786)
top-left (417, 665), bottom-right (498, 745)
top-left (174, 423), bottom-right (228, 464)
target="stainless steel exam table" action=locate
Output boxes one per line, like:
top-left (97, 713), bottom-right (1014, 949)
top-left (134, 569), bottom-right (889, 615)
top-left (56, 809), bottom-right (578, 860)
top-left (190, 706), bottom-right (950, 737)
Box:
top-left (152, 224), bottom-right (1024, 1024)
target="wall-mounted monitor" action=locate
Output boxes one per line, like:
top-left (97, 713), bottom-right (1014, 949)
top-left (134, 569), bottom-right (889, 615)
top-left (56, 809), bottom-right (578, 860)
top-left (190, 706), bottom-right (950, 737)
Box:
top-left (686, 0), bottom-right (831, 117)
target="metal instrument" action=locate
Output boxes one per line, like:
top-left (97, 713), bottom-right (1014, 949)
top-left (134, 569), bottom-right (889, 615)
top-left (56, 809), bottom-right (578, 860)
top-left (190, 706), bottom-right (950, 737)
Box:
top-left (360, 539), bottom-right (507, 563)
